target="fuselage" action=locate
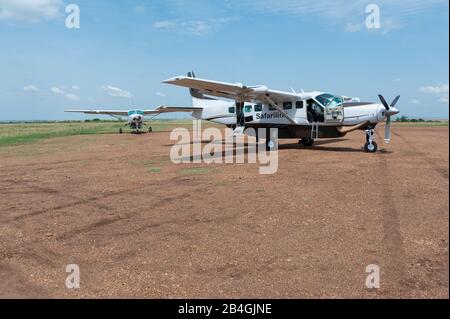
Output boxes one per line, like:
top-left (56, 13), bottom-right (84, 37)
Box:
top-left (193, 93), bottom-right (392, 126)
top-left (127, 110), bottom-right (144, 129)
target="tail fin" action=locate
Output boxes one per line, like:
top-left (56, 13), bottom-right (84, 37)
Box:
top-left (187, 71), bottom-right (216, 107)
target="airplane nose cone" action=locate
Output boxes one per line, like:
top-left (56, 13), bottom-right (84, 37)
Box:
top-left (387, 107), bottom-right (400, 116)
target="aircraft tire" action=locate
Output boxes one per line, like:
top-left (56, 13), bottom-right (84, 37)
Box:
top-left (364, 141), bottom-right (378, 153)
top-left (301, 138), bottom-right (314, 147)
top-left (266, 139), bottom-right (276, 151)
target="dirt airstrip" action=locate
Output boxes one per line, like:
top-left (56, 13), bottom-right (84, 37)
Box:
top-left (0, 125), bottom-right (448, 298)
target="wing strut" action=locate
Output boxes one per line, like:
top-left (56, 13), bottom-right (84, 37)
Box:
top-left (262, 95), bottom-right (298, 125)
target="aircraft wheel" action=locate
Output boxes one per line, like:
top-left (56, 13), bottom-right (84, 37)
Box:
top-left (148, 127), bottom-right (153, 133)
top-left (119, 128), bottom-right (123, 134)
top-left (364, 141), bottom-right (378, 153)
top-left (266, 139), bottom-right (276, 151)
top-left (301, 138), bottom-right (314, 147)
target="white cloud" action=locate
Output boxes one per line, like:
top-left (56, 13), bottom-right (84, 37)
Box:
top-left (65, 93), bottom-right (79, 100)
top-left (153, 18), bottom-right (232, 36)
top-left (71, 85), bottom-right (80, 90)
top-left (23, 85), bottom-right (40, 92)
top-left (345, 23), bottom-right (363, 33)
top-left (50, 86), bottom-right (65, 94)
top-left (50, 86), bottom-right (80, 100)
top-left (236, 0), bottom-right (448, 19)
top-left (135, 5), bottom-right (145, 13)
top-left (420, 84), bottom-right (449, 95)
top-left (438, 96), bottom-right (449, 104)
top-left (410, 98), bottom-right (420, 104)
top-left (99, 85), bottom-right (133, 98)
top-left (174, 0), bottom-right (446, 33)
top-left (380, 18), bottom-right (403, 33)
top-left (393, 78), bottom-right (401, 82)
top-left (420, 83), bottom-right (449, 104)
top-left (156, 92), bottom-right (166, 97)
top-left (0, 0), bottom-right (63, 23)
top-left (153, 20), bottom-right (177, 29)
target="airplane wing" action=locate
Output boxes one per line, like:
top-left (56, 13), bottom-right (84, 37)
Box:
top-left (153, 105), bottom-right (203, 113)
top-left (163, 76), bottom-right (302, 104)
top-left (163, 76), bottom-right (301, 124)
top-left (65, 110), bottom-right (129, 116)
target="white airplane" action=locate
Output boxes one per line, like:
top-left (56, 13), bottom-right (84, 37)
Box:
top-left (64, 109), bottom-right (163, 133)
top-left (159, 72), bottom-right (400, 153)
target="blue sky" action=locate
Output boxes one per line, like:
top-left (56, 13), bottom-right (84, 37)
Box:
top-left (0, 0), bottom-right (448, 120)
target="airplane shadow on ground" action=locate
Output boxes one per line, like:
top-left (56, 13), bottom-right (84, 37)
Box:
top-left (278, 139), bottom-right (362, 153)
top-left (162, 138), bottom-right (393, 155)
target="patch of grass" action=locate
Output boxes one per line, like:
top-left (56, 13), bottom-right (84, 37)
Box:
top-left (147, 167), bottom-right (162, 173)
top-left (178, 167), bottom-right (216, 175)
top-left (0, 122), bottom-right (122, 147)
top-left (129, 159), bottom-right (166, 174)
top-left (395, 121), bottom-right (449, 127)
top-left (393, 120), bottom-right (448, 127)
top-left (216, 180), bottom-right (232, 187)
top-left (0, 121), bottom-right (205, 147)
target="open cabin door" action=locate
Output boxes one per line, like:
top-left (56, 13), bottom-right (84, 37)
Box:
top-left (235, 101), bottom-right (245, 126)
top-left (232, 101), bottom-right (246, 136)
top-left (324, 96), bottom-right (344, 124)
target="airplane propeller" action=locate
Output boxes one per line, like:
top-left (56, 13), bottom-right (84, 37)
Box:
top-left (378, 94), bottom-right (400, 144)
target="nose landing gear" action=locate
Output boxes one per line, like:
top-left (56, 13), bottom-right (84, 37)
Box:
top-left (364, 128), bottom-right (378, 153)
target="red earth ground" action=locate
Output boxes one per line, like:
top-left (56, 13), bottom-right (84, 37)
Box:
top-left (0, 125), bottom-right (448, 298)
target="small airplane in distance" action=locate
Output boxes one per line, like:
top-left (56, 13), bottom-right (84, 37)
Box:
top-left (64, 109), bottom-right (164, 133)
top-left (159, 72), bottom-right (400, 153)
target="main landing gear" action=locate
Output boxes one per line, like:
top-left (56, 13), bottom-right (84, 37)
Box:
top-left (266, 139), bottom-right (276, 151)
top-left (364, 128), bottom-right (378, 153)
top-left (299, 137), bottom-right (314, 147)
top-left (264, 128), bottom-right (278, 151)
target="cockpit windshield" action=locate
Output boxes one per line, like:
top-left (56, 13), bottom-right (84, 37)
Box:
top-left (315, 94), bottom-right (343, 109)
top-left (128, 110), bottom-right (144, 116)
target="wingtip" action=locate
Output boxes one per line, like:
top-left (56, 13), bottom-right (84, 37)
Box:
top-left (162, 75), bottom-right (188, 83)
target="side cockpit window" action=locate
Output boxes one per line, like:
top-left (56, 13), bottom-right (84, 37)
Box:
top-left (283, 102), bottom-right (293, 110)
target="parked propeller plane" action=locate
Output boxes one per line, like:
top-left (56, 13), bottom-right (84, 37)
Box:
top-left (64, 109), bottom-right (162, 133)
top-left (159, 72), bottom-right (400, 153)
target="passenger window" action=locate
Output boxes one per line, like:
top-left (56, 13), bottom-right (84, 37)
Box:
top-left (269, 104), bottom-right (277, 111)
top-left (254, 104), bottom-right (263, 112)
top-left (244, 105), bottom-right (252, 113)
top-left (296, 101), bottom-right (303, 109)
top-left (228, 107), bottom-right (235, 114)
top-left (283, 102), bottom-right (292, 110)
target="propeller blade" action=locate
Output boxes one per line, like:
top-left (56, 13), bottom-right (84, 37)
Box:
top-left (391, 95), bottom-right (401, 107)
top-left (384, 116), bottom-right (391, 144)
top-left (378, 94), bottom-right (390, 110)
